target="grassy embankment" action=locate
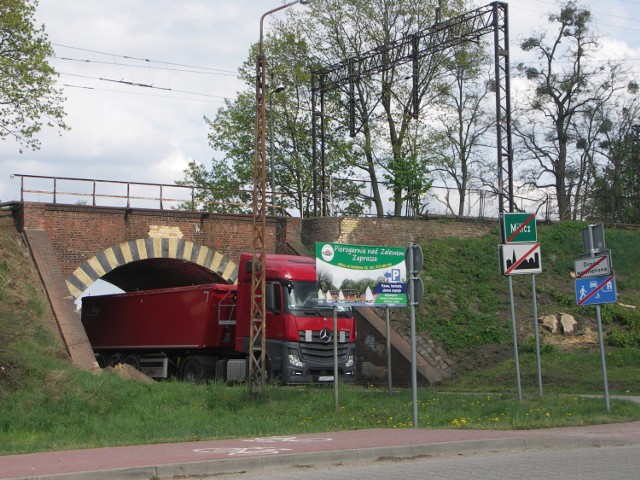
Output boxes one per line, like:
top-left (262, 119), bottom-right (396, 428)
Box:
top-left (1, 212), bottom-right (639, 455)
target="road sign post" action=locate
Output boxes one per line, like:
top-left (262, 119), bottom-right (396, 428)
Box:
top-left (575, 224), bottom-right (613, 413)
top-left (406, 243), bottom-right (423, 429)
top-left (498, 213), bottom-right (542, 401)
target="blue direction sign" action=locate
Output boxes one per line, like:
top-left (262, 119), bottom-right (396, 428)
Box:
top-left (575, 275), bottom-right (617, 306)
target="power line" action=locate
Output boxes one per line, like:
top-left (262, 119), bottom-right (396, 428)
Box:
top-left (58, 72), bottom-right (235, 100)
top-left (61, 83), bottom-right (229, 104)
top-left (52, 43), bottom-right (239, 75)
top-left (55, 56), bottom-right (240, 77)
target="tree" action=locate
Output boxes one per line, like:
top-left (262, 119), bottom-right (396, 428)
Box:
top-left (585, 84), bottom-right (640, 222)
top-left (426, 46), bottom-right (493, 216)
top-left (0, 0), bottom-right (67, 152)
top-left (183, 24), bottom-right (359, 217)
top-left (300, 0), bottom-right (471, 217)
top-left (174, 159), bottom-right (251, 214)
top-left (513, 1), bottom-right (627, 220)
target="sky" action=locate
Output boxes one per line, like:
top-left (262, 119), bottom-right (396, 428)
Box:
top-left (0, 0), bottom-right (638, 203)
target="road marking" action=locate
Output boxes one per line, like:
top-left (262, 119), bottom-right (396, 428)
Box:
top-left (244, 435), bottom-right (333, 443)
top-left (194, 446), bottom-right (293, 456)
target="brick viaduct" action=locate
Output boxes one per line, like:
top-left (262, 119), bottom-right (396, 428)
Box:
top-left (11, 202), bottom-right (492, 386)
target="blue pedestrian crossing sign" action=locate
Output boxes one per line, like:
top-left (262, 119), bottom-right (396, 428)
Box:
top-left (575, 275), bottom-right (617, 306)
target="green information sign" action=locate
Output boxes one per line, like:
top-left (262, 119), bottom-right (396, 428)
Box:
top-left (315, 242), bottom-right (407, 307)
top-left (500, 213), bottom-right (537, 244)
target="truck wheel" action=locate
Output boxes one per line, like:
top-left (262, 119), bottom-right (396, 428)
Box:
top-left (107, 353), bottom-right (123, 367)
top-left (95, 353), bottom-right (107, 368)
top-left (181, 356), bottom-right (206, 383)
top-left (123, 354), bottom-right (140, 371)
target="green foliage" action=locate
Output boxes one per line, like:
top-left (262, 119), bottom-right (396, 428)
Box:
top-left (600, 304), bottom-right (640, 329)
top-left (2, 374), bottom-right (640, 455)
top-left (445, 348), bottom-right (640, 395)
top-left (195, 23), bottom-right (359, 217)
top-left (0, 0), bottom-right (68, 152)
top-left (174, 158), bottom-right (252, 214)
top-left (383, 153), bottom-right (433, 216)
top-left (520, 336), bottom-right (556, 355)
top-left (418, 222), bottom-right (640, 358)
top-left (606, 328), bottom-right (640, 348)
top-left (418, 232), bottom-right (512, 352)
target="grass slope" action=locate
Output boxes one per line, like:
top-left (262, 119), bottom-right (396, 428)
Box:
top-left (1, 213), bottom-right (639, 455)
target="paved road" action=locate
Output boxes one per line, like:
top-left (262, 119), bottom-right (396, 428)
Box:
top-left (210, 444), bottom-right (640, 480)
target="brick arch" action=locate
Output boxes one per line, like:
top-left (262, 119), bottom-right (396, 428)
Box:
top-left (65, 238), bottom-right (238, 298)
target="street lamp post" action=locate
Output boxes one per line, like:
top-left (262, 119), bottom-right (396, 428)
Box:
top-left (250, 0), bottom-right (311, 395)
top-left (269, 85), bottom-right (285, 216)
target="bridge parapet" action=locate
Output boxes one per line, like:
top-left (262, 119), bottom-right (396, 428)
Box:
top-left (12, 173), bottom-right (285, 213)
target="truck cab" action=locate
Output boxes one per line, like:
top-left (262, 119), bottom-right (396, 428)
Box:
top-left (235, 253), bottom-right (357, 384)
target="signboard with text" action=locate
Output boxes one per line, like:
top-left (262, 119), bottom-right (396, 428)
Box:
top-left (315, 242), bottom-right (407, 307)
top-left (500, 213), bottom-right (537, 244)
top-left (575, 252), bottom-right (612, 279)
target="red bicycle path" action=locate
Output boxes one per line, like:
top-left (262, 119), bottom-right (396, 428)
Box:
top-left (2, 421), bottom-right (640, 480)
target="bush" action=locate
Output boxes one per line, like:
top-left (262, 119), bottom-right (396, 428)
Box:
top-left (606, 328), bottom-right (640, 348)
top-left (520, 335), bottom-right (556, 354)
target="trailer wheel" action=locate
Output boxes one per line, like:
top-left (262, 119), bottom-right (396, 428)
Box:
top-left (123, 354), bottom-right (141, 371)
top-left (181, 356), bottom-right (206, 383)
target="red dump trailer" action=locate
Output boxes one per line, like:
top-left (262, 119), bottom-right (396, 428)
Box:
top-left (81, 253), bottom-right (357, 384)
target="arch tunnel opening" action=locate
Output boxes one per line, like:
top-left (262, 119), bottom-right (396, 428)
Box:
top-left (74, 258), bottom-right (231, 309)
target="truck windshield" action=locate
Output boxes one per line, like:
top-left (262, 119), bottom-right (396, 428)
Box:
top-left (284, 281), bottom-right (352, 317)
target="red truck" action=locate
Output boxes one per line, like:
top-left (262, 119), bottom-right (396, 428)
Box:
top-left (81, 253), bottom-right (357, 384)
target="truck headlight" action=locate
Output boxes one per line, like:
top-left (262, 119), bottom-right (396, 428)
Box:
top-left (345, 355), bottom-right (355, 368)
top-left (288, 352), bottom-right (304, 368)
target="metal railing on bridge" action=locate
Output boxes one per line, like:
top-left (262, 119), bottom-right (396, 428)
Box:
top-left (11, 174), bottom-right (264, 213)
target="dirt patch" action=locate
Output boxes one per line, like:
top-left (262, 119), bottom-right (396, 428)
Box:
top-left (544, 326), bottom-right (599, 350)
top-left (105, 363), bottom-right (155, 385)
top-left (453, 343), bottom-right (513, 372)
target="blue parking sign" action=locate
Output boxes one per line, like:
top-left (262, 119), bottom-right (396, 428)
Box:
top-left (575, 275), bottom-right (616, 306)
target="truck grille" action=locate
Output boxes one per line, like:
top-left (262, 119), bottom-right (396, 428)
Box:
top-left (298, 330), bottom-right (350, 362)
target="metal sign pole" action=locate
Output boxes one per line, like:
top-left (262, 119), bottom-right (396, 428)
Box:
top-left (408, 245), bottom-right (419, 428)
top-left (508, 275), bottom-right (523, 402)
top-left (333, 305), bottom-right (339, 412)
top-left (386, 307), bottom-right (393, 395)
top-left (595, 305), bottom-right (611, 413)
top-left (586, 225), bottom-right (611, 413)
top-left (531, 274), bottom-right (542, 397)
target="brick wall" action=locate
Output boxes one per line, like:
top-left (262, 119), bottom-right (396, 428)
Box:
top-left (16, 204), bottom-right (493, 275)
top-left (301, 216), bottom-right (492, 248)
top-left (17, 203), bottom-right (281, 276)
